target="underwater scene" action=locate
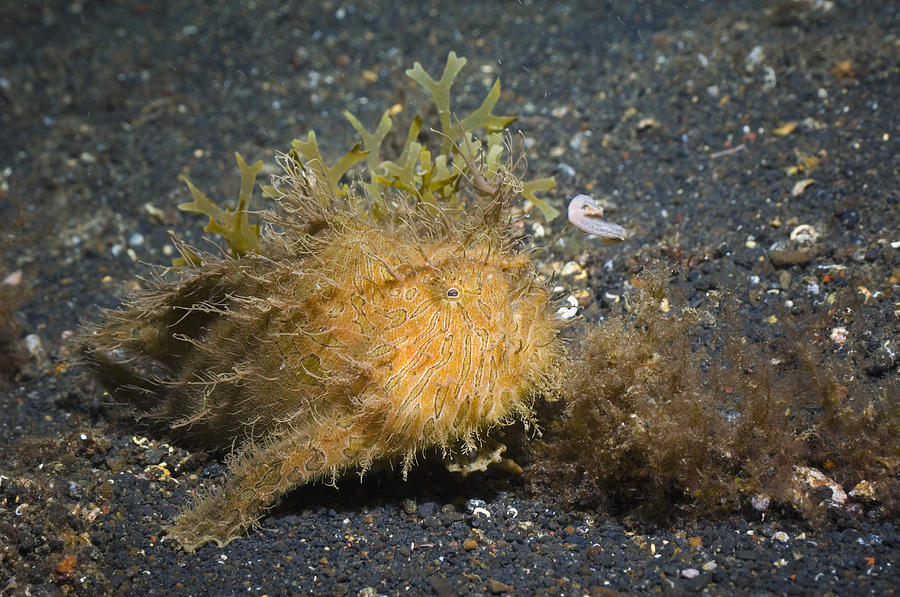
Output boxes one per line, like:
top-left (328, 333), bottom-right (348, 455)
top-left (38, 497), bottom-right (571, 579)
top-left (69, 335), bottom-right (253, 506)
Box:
top-left (1, 1), bottom-right (897, 594)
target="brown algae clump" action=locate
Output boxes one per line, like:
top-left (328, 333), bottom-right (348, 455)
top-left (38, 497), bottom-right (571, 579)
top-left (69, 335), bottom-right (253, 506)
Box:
top-left (78, 53), bottom-right (565, 551)
top-left (531, 267), bottom-right (899, 523)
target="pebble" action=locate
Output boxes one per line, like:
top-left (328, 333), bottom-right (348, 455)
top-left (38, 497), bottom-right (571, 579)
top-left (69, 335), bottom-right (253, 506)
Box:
top-left (778, 270), bottom-right (791, 290)
top-left (24, 333), bottom-right (43, 356)
top-left (488, 579), bottom-right (512, 593)
top-left (770, 249), bottom-right (811, 267)
top-left (416, 501), bottom-right (438, 518)
top-left (552, 163), bottom-right (576, 182)
top-left (746, 45), bottom-right (765, 70)
top-left (402, 498), bottom-right (417, 515)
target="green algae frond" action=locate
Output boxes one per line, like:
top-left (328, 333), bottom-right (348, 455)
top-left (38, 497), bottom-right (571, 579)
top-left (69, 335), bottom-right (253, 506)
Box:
top-left (178, 51), bottom-right (558, 259)
top-left (178, 152), bottom-right (263, 263)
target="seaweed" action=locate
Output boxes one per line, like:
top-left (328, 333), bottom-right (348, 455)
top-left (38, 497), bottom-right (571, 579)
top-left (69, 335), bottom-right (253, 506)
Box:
top-left (529, 265), bottom-right (899, 523)
top-left (177, 51), bottom-right (558, 261)
top-left (178, 152), bottom-right (263, 262)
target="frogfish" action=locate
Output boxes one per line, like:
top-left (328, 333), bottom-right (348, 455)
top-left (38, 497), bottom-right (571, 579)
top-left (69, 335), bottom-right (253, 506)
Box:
top-left (78, 148), bottom-right (565, 551)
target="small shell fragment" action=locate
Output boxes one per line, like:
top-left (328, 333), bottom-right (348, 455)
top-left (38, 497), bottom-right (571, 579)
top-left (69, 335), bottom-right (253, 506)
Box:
top-left (556, 295), bottom-right (579, 320)
top-left (849, 480), bottom-right (876, 500)
top-left (793, 466), bottom-right (847, 509)
top-left (561, 261), bottom-right (587, 280)
top-left (774, 121), bottom-right (798, 136)
top-left (751, 493), bottom-right (771, 511)
top-left (636, 117), bottom-right (660, 130)
top-left (2, 270), bottom-right (22, 286)
top-left (791, 178), bottom-right (815, 197)
top-left (561, 261), bottom-right (582, 276)
top-left (789, 224), bottom-right (819, 244)
top-left (830, 326), bottom-right (848, 345)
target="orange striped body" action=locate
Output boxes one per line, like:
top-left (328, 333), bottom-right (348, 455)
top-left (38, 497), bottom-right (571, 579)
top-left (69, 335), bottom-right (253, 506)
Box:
top-left (83, 207), bottom-right (562, 552)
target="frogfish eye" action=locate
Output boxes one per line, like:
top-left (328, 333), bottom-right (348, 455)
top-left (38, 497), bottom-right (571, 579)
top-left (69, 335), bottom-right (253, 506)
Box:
top-left (446, 287), bottom-right (459, 298)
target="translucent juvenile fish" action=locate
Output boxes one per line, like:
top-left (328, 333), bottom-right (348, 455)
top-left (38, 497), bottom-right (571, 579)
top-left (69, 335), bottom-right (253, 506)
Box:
top-left (567, 194), bottom-right (627, 242)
